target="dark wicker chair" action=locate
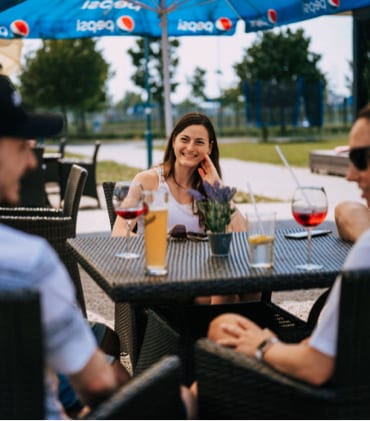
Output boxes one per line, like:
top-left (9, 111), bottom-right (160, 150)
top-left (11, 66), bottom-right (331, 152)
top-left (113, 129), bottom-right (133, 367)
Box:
top-left (59, 141), bottom-right (101, 208)
top-left (144, 298), bottom-right (311, 386)
top-left (0, 164), bottom-right (88, 315)
top-left (1, 289), bottom-right (184, 420)
top-left (195, 269), bottom-right (370, 420)
top-left (103, 181), bottom-right (116, 230)
top-left (85, 355), bottom-right (185, 420)
top-left (0, 289), bottom-right (44, 419)
top-left (134, 308), bottom-right (180, 376)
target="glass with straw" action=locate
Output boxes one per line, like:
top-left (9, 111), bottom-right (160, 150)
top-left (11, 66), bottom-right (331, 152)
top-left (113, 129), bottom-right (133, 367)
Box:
top-left (247, 182), bottom-right (276, 268)
top-left (275, 146), bottom-right (328, 270)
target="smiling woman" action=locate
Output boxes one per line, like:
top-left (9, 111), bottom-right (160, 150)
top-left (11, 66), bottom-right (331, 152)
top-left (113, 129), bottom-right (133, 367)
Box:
top-left (112, 112), bottom-right (247, 238)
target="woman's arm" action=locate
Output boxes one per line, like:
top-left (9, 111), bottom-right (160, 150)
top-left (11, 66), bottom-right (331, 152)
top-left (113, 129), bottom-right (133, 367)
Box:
top-left (229, 205), bottom-right (248, 232)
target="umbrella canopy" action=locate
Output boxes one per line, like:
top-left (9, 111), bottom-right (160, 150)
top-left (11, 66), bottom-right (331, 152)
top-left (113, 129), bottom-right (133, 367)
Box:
top-left (0, 0), bottom-right (369, 135)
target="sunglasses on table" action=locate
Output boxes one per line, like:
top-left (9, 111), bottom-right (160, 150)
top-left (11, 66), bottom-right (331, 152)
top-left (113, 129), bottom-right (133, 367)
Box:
top-left (349, 146), bottom-right (370, 171)
top-left (168, 224), bottom-right (208, 242)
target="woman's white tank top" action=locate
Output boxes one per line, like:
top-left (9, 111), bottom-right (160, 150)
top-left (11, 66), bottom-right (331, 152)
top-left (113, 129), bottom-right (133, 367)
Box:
top-left (137, 166), bottom-right (203, 234)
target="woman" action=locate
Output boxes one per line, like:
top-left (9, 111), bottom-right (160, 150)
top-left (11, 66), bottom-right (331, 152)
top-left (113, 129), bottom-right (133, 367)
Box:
top-left (112, 112), bottom-right (249, 304)
top-left (112, 112), bottom-right (246, 236)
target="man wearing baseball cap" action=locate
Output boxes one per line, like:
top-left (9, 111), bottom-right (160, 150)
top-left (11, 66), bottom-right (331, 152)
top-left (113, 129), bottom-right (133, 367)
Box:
top-left (0, 75), bottom-right (131, 418)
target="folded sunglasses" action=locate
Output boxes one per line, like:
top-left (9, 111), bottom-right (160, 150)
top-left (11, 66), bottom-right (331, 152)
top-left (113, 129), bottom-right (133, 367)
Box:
top-left (168, 224), bottom-right (208, 241)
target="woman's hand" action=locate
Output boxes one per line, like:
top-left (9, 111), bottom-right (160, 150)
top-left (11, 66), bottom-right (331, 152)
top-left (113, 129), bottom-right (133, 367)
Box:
top-left (197, 154), bottom-right (222, 186)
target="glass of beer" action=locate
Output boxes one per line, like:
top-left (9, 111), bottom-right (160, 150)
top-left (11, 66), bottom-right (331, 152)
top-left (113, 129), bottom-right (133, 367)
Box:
top-left (143, 190), bottom-right (169, 276)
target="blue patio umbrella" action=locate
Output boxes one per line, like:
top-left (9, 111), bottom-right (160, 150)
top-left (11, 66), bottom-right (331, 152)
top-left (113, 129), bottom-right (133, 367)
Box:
top-left (0, 0), bottom-right (369, 137)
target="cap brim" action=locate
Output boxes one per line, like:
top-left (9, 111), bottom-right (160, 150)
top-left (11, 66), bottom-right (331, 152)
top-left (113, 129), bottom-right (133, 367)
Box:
top-left (14, 112), bottom-right (65, 139)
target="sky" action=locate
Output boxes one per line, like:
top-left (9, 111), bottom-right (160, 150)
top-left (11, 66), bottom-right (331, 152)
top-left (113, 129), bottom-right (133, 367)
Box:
top-left (20, 13), bottom-right (353, 105)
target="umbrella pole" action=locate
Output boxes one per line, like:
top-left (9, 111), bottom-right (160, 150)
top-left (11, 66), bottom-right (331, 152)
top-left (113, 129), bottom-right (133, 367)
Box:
top-left (160, 1), bottom-right (173, 138)
top-left (144, 37), bottom-right (153, 168)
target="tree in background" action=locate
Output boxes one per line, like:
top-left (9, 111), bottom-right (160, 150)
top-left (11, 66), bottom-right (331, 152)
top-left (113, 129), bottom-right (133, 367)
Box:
top-left (222, 87), bottom-right (244, 128)
top-left (127, 37), bottom-right (179, 131)
top-left (361, 37), bottom-right (370, 108)
top-left (20, 39), bottom-right (110, 133)
top-left (234, 28), bottom-right (326, 137)
top-left (188, 66), bottom-right (207, 104)
top-left (235, 28), bottom-right (324, 85)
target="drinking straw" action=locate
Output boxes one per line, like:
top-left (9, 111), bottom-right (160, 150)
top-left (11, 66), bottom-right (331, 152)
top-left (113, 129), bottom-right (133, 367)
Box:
top-left (275, 145), bottom-right (302, 189)
top-left (247, 182), bottom-right (264, 232)
top-left (275, 145), bottom-right (312, 207)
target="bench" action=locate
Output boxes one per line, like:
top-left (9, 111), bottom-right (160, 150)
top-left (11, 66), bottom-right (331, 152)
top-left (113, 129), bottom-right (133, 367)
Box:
top-left (309, 149), bottom-right (349, 177)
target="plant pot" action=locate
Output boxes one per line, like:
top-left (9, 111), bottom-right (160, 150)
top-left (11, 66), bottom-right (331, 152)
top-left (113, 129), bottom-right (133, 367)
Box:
top-left (208, 232), bottom-right (232, 257)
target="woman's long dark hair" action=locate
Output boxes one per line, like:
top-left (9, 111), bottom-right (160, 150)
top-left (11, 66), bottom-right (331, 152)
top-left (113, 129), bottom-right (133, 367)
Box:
top-left (161, 112), bottom-right (222, 228)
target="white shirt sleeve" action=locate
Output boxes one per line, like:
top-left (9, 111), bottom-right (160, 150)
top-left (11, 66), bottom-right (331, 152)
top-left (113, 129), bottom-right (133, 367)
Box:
top-left (309, 229), bottom-right (370, 356)
top-left (37, 245), bottom-right (97, 374)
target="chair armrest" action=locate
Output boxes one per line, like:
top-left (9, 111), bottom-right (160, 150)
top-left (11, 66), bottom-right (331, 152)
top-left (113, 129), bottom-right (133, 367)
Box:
top-left (0, 206), bottom-right (64, 218)
top-left (84, 355), bottom-right (185, 420)
top-left (0, 215), bottom-right (75, 242)
top-left (195, 338), bottom-right (336, 419)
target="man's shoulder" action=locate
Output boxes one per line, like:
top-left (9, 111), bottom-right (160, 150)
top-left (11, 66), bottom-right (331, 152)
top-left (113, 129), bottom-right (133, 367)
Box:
top-left (0, 223), bottom-right (56, 276)
top-left (344, 228), bottom-right (370, 270)
top-left (0, 222), bottom-right (48, 247)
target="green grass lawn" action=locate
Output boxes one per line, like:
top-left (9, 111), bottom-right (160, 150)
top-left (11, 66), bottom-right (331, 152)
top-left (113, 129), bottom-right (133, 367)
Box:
top-left (218, 137), bottom-right (348, 167)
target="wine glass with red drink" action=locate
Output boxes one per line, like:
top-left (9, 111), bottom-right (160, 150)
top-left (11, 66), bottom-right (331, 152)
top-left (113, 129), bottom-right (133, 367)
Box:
top-left (113, 181), bottom-right (144, 259)
top-left (291, 186), bottom-right (328, 270)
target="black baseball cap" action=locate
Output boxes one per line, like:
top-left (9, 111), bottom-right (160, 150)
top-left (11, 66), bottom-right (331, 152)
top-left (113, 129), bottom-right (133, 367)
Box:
top-left (0, 75), bottom-right (65, 139)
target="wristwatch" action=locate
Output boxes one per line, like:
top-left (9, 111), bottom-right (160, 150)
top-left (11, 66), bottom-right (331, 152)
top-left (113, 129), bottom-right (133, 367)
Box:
top-left (255, 336), bottom-right (279, 361)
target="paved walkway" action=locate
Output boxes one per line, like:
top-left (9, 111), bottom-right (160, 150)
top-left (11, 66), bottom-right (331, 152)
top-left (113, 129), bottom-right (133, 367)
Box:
top-left (57, 140), bottom-right (362, 234)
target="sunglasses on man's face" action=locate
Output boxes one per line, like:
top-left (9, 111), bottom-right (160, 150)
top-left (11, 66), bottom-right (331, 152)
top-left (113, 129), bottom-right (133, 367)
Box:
top-left (349, 146), bottom-right (370, 171)
top-left (169, 224), bottom-right (208, 242)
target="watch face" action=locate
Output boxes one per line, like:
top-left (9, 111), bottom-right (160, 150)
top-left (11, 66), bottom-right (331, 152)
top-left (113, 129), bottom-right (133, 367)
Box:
top-left (255, 349), bottom-right (263, 361)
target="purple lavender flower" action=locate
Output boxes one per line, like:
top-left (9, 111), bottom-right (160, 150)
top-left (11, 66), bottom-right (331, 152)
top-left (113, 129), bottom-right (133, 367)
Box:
top-left (187, 188), bottom-right (205, 202)
top-left (187, 180), bottom-right (237, 233)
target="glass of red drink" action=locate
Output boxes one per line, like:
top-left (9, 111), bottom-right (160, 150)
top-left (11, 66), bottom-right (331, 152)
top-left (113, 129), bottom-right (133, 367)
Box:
top-left (113, 181), bottom-right (144, 259)
top-left (291, 186), bottom-right (328, 270)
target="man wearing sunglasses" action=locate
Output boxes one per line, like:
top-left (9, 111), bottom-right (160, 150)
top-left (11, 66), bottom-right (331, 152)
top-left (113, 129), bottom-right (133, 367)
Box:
top-left (335, 104), bottom-right (370, 243)
top-left (197, 104), bottom-right (370, 389)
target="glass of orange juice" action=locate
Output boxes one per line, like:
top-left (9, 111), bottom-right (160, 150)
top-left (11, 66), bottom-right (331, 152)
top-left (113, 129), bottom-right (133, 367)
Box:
top-left (143, 190), bottom-right (169, 276)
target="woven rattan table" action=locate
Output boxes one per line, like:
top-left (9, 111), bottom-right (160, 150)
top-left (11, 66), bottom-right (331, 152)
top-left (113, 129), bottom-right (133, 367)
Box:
top-left (68, 220), bottom-right (352, 304)
top-left (68, 220), bottom-right (352, 380)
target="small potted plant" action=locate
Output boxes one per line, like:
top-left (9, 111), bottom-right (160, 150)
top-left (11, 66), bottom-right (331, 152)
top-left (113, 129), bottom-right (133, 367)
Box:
top-left (188, 180), bottom-right (237, 256)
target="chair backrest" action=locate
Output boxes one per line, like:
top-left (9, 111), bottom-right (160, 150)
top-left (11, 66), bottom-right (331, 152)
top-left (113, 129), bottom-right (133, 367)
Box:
top-left (102, 181), bottom-right (116, 230)
top-left (92, 141), bottom-right (101, 164)
top-left (84, 355), bottom-right (185, 420)
top-left (0, 289), bottom-right (44, 419)
top-left (59, 137), bottom-right (67, 158)
top-left (62, 164), bottom-right (88, 231)
top-left (195, 269), bottom-right (370, 419)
